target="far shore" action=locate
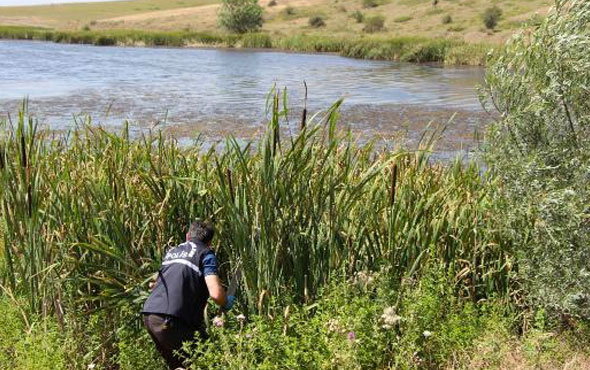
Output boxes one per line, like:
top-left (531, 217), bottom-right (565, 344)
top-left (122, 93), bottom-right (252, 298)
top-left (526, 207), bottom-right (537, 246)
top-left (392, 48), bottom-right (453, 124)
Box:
top-left (0, 25), bottom-right (493, 66)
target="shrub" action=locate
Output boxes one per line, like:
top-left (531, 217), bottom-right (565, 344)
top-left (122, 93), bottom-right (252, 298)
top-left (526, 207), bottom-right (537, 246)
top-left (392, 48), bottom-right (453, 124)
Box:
top-left (267, 0), bottom-right (277, 5)
top-left (282, 5), bottom-right (296, 16)
top-left (116, 325), bottom-right (165, 370)
top-left (482, 6), bottom-right (502, 30)
top-left (393, 15), bottom-right (412, 23)
top-left (184, 268), bottom-right (523, 369)
top-left (362, 0), bottom-right (378, 9)
top-left (351, 10), bottom-right (364, 23)
top-left (482, 0), bottom-right (590, 320)
top-left (442, 14), bottom-right (452, 24)
top-left (0, 297), bottom-right (69, 369)
top-left (447, 25), bottom-right (464, 32)
top-left (217, 0), bottom-right (264, 34)
top-left (363, 15), bottom-right (385, 33)
top-left (309, 15), bottom-right (326, 28)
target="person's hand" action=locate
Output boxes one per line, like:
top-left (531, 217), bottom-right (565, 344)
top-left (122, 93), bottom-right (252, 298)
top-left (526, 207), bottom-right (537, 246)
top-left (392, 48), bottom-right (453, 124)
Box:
top-left (224, 295), bottom-right (235, 311)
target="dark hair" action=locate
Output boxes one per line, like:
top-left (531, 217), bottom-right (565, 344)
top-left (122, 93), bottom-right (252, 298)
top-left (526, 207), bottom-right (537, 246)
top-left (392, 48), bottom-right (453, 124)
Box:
top-left (187, 220), bottom-right (215, 244)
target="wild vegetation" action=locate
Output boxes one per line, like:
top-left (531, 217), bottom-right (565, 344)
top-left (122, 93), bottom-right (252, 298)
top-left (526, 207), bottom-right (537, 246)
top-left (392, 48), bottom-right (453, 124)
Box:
top-left (0, 0), bottom-right (589, 369)
top-left (0, 25), bottom-right (490, 65)
top-left (481, 0), bottom-right (590, 320)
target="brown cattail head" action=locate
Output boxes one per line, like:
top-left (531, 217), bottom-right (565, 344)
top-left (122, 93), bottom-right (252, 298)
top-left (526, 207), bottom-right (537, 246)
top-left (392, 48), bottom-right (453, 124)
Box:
top-left (390, 163), bottom-right (398, 207)
top-left (20, 134), bottom-right (27, 168)
top-left (226, 168), bottom-right (235, 203)
top-left (301, 81), bottom-right (308, 130)
top-left (0, 144), bottom-right (4, 170)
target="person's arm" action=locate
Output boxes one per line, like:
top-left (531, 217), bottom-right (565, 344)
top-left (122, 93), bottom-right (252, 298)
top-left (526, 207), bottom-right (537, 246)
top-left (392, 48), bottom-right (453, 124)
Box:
top-left (205, 274), bottom-right (227, 307)
top-left (202, 252), bottom-right (234, 309)
top-left (148, 272), bottom-right (158, 291)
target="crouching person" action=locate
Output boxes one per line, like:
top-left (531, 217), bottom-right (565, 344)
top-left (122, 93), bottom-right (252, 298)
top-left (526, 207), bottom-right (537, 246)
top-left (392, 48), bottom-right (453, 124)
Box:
top-left (142, 220), bottom-right (235, 370)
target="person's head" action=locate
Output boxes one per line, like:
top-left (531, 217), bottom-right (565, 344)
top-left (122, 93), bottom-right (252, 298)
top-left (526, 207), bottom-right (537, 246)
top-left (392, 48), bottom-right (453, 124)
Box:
top-left (186, 220), bottom-right (215, 245)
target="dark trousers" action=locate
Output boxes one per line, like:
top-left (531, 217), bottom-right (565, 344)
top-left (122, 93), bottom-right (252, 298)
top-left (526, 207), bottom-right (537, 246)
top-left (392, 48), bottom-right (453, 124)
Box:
top-left (143, 314), bottom-right (205, 370)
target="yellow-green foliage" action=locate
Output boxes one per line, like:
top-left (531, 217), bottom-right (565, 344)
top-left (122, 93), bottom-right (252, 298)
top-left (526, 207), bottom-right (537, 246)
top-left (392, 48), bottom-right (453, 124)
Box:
top-left (0, 297), bottom-right (67, 370)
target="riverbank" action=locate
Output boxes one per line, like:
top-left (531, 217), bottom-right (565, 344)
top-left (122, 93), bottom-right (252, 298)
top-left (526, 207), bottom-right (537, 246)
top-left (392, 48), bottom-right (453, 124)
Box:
top-left (0, 25), bottom-right (492, 65)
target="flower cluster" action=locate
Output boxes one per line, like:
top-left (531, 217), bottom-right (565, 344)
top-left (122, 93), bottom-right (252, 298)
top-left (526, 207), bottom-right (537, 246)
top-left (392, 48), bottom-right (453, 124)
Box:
top-left (326, 318), bottom-right (342, 333)
top-left (213, 316), bottom-right (224, 328)
top-left (380, 306), bottom-right (402, 330)
top-left (352, 270), bottom-right (375, 287)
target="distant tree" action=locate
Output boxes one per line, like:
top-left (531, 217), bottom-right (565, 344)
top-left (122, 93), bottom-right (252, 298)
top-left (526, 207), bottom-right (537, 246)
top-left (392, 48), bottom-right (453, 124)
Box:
top-left (442, 14), bottom-right (452, 24)
top-left (482, 6), bottom-right (502, 30)
top-left (218, 0), bottom-right (264, 34)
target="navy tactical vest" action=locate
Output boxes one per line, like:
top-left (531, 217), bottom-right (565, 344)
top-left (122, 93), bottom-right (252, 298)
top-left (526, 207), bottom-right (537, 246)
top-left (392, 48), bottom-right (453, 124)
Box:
top-left (142, 239), bottom-right (211, 329)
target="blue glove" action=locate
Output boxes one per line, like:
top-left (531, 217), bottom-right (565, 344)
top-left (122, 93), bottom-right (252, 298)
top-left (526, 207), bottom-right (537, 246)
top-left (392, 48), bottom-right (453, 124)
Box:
top-left (224, 295), bottom-right (235, 311)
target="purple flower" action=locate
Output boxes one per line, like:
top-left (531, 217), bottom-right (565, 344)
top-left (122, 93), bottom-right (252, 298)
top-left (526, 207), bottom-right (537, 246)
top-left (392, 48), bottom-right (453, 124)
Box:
top-left (213, 316), bottom-right (224, 327)
top-left (347, 331), bottom-right (356, 342)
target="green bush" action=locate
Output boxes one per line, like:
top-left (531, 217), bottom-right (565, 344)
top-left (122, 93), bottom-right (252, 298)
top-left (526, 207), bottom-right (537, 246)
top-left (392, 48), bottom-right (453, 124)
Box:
top-left (281, 5), bottom-right (296, 16)
top-left (482, 0), bottom-right (590, 320)
top-left (362, 0), bottom-right (378, 8)
top-left (393, 15), bottom-right (412, 23)
top-left (442, 14), bottom-right (452, 24)
top-left (309, 15), bottom-right (326, 28)
top-left (351, 10), bottom-right (364, 23)
top-left (0, 297), bottom-right (69, 370)
top-left (184, 268), bottom-right (519, 369)
top-left (217, 0), bottom-right (264, 34)
top-left (116, 325), bottom-right (166, 370)
top-left (482, 6), bottom-right (502, 30)
top-left (363, 15), bottom-right (385, 33)
top-left (267, 0), bottom-right (277, 5)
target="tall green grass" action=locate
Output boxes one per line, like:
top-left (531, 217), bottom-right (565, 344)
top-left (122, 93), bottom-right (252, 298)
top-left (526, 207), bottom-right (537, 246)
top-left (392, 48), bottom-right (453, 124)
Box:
top-left (0, 25), bottom-right (491, 65)
top-left (0, 92), bottom-right (511, 318)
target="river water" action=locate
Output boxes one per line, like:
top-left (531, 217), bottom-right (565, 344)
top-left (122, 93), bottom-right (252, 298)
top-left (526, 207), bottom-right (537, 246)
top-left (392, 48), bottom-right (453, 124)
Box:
top-left (0, 40), bottom-right (488, 151)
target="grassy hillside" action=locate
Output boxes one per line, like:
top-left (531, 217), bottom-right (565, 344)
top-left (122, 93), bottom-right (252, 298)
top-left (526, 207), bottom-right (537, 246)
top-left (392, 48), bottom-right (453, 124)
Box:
top-left (0, 0), bottom-right (552, 44)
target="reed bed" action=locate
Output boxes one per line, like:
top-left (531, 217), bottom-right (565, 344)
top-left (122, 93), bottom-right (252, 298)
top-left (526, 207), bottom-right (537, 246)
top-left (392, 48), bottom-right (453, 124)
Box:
top-left (0, 25), bottom-right (490, 65)
top-left (0, 94), bottom-right (511, 319)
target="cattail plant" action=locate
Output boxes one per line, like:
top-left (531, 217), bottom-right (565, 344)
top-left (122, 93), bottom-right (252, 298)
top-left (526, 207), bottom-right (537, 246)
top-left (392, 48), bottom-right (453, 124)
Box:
top-left (0, 95), bottom-right (513, 322)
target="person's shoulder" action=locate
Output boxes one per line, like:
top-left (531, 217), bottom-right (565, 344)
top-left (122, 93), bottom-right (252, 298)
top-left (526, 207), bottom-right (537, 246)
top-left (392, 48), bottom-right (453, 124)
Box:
top-left (203, 248), bottom-right (216, 256)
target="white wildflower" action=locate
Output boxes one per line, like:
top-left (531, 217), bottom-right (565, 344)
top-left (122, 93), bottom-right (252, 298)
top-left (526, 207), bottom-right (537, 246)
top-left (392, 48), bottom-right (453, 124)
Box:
top-left (326, 318), bottom-right (341, 333)
top-left (380, 306), bottom-right (402, 330)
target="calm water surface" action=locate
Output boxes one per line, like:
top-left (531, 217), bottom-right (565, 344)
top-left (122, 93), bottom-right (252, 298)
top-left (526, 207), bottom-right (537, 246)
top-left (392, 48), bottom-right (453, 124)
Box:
top-left (0, 40), bottom-right (486, 148)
